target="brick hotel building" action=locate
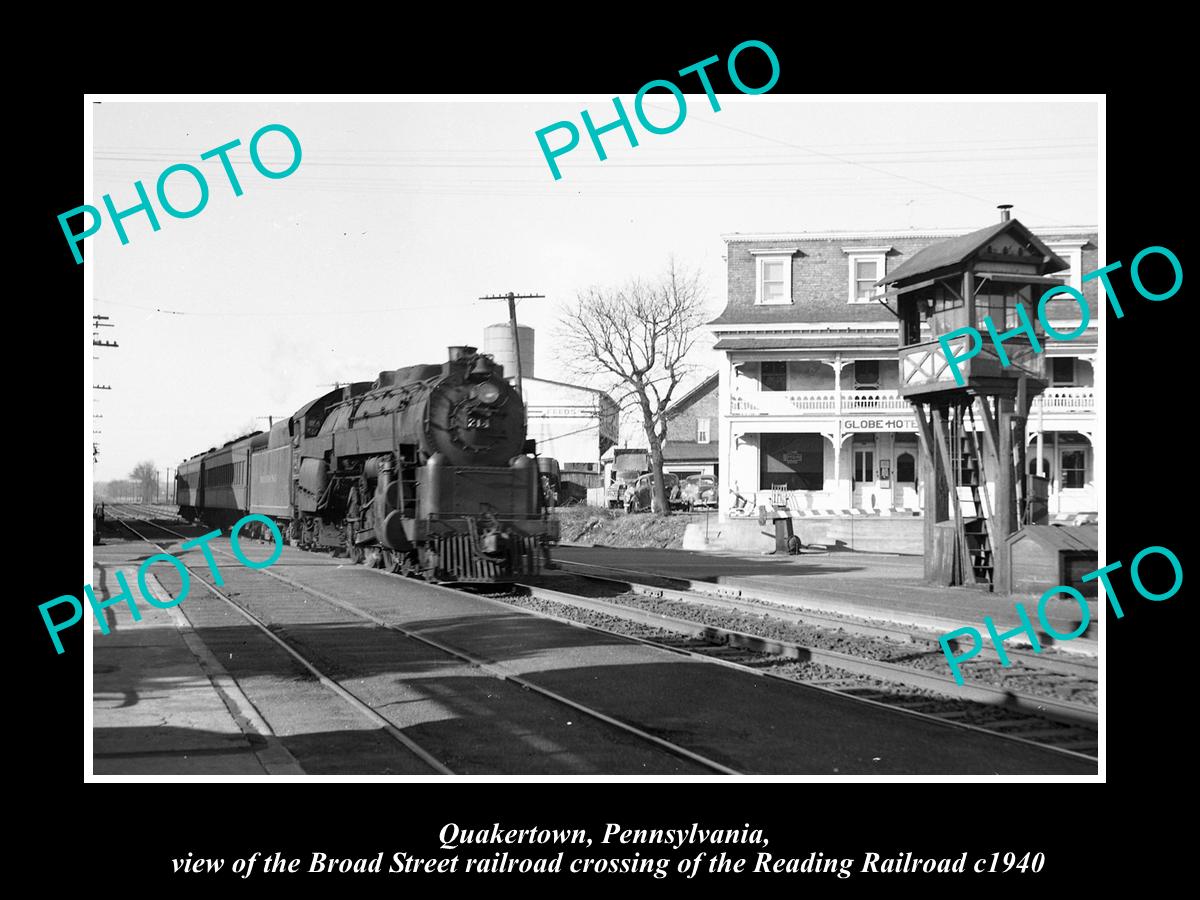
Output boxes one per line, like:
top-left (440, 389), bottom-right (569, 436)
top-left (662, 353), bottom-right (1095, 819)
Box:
top-left (711, 222), bottom-right (1098, 522)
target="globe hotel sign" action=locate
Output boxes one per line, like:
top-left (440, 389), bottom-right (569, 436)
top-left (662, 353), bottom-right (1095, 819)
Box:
top-left (840, 416), bottom-right (918, 432)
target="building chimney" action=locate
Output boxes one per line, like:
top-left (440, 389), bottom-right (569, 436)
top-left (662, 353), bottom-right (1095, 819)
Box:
top-left (998, 204), bottom-right (1013, 222)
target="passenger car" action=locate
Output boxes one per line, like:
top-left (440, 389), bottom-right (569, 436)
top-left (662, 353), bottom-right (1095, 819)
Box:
top-left (680, 474), bottom-right (717, 509)
top-left (625, 472), bottom-right (684, 513)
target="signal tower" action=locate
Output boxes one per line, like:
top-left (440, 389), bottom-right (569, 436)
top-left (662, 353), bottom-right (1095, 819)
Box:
top-left (879, 208), bottom-right (1068, 592)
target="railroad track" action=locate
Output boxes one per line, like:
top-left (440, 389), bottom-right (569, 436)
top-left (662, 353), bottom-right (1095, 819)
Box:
top-left (108, 514), bottom-right (452, 774)
top-left (554, 558), bottom-right (1098, 678)
top-left (504, 578), bottom-right (1098, 758)
top-left (104, 506), bottom-right (1095, 765)
top-left (104, 510), bottom-right (740, 775)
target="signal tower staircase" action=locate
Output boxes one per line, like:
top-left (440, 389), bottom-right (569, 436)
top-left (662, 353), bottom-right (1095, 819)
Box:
top-left (949, 404), bottom-right (998, 587)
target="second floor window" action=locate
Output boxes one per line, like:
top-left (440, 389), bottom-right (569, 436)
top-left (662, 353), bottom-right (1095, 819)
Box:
top-left (761, 361), bottom-right (787, 391)
top-left (755, 255), bottom-right (792, 304)
top-left (844, 249), bottom-right (889, 303)
top-left (1051, 358), bottom-right (1075, 386)
top-left (854, 360), bottom-right (880, 390)
top-left (852, 259), bottom-right (880, 302)
top-left (1046, 241), bottom-right (1085, 297)
top-left (696, 418), bottom-right (710, 444)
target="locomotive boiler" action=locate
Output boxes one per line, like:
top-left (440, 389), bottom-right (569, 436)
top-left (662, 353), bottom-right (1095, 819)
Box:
top-left (178, 346), bottom-right (558, 583)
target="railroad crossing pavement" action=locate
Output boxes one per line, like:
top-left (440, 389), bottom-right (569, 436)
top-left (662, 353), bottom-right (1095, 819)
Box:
top-left (91, 563), bottom-right (304, 775)
top-left (89, 536), bottom-right (1094, 775)
top-left (552, 545), bottom-right (1099, 656)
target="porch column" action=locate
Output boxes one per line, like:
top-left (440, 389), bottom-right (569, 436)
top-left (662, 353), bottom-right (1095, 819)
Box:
top-left (831, 426), bottom-right (841, 493)
top-left (1053, 431), bottom-right (1060, 514)
top-left (839, 432), bottom-right (855, 508)
top-left (718, 354), bottom-right (734, 521)
top-left (834, 353), bottom-right (843, 414)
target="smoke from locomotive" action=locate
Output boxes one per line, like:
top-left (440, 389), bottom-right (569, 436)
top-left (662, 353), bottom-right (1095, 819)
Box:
top-left (175, 346), bottom-right (558, 582)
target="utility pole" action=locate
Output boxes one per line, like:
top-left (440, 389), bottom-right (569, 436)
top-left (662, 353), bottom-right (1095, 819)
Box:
top-left (92, 316), bottom-right (115, 458)
top-left (478, 292), bottom-right (543, 403)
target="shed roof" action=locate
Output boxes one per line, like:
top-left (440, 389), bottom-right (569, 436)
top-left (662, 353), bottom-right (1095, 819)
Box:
top-left (879, 219), bottom-right (1067, 286)
top-left (1007, 524), bottom-right (1099, 552)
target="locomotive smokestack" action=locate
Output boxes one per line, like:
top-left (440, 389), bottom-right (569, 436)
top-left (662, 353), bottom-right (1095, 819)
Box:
top-left (998, 204), bottom-right (1013, 222)
top-left (447, 345), bottom-right (477, 362)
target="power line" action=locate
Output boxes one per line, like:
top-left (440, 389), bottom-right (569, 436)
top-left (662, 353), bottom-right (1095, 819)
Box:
top-left (93, 298), bottom-right (488, 318)
top-left (642, 102), bottom-right (1083, 225)
top-left (531, 421), bottom-right (602, 443)
top-left (94, 135), bottom-right (1096, 153)
top-left (92, 141), bottom-right (1097, 167)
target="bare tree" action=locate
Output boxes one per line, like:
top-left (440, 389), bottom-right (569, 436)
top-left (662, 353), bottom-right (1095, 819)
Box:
top-left (558, 258), bottom-right (707, 515)
top-left (129, 461), bottom-right (157, 503)
top-left (100, 480), bottom-right (131, 500)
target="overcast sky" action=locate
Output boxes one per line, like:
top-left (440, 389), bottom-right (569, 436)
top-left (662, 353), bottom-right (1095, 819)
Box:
top-left (89, 98), bottom-right (1098, 483)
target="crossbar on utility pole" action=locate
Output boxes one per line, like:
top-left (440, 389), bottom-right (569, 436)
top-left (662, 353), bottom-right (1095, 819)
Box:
top-left (478, 292), bottom-right (543, 404)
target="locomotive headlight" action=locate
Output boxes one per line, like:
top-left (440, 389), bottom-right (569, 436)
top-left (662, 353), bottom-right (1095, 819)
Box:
top-left (476, 381), bottom-right (501, 405)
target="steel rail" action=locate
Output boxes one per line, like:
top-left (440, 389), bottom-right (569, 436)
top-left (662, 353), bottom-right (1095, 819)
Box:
top-left (110, 517), bottom-right (453, 775)
top-left (554, 558), bottom-right (1098, 677)
top-left (112, 512), bottom-right (740, 776)
top-left (510, 581), bottom-right (1097, 761)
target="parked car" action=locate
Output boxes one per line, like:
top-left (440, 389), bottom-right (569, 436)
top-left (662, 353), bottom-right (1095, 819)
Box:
top-left (607, 473), bottom-right (640, 509)
top-left (680, 474), bottom-right (717, 510)
top-left (625, 472), bottom-right (685, 513)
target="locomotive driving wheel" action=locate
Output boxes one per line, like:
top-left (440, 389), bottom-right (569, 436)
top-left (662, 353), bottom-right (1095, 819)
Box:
top-left (381, 548), bottom-right (400, 573)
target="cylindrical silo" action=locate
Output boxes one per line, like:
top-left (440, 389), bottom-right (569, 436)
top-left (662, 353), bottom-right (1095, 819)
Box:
top-left (483, 323), bottom-right (535, 380)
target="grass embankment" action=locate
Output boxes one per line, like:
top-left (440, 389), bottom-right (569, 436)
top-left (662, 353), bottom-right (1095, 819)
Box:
top-left (552, 505), bottom-right (695, 549)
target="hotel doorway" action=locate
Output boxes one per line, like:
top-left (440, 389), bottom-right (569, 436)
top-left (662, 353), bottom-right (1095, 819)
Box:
top-left (894, 436), bottom-right (919, 508)
top-left (852, 438), bottom-right (876, 507)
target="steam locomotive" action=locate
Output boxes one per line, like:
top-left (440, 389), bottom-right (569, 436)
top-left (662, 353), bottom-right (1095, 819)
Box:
top-left (176, 346), bottom-right (558, 582)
